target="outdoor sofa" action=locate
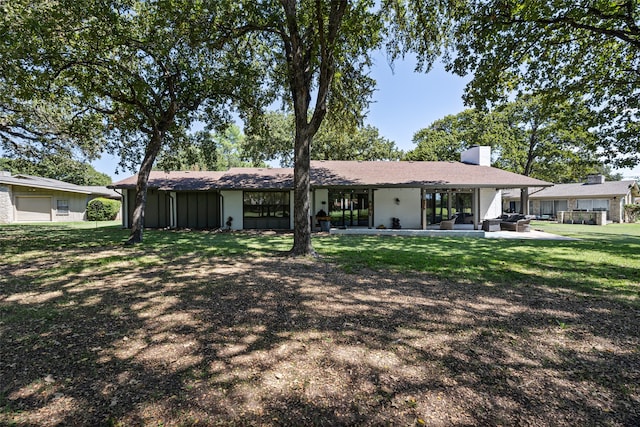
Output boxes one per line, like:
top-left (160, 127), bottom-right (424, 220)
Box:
top-left (499, 215), bottom-right (531, 232)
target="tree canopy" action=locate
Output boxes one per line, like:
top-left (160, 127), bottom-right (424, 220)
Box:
top-left (0, 156), bottom-right (112, 185)
top-left (1, 2), bottom-right (105, 164)
top-left (245, 112), bottom-right (403, 167)
top-left (3, 0), bottom-right (461, 252)
top-left (3, 0), bottom-right (267, 243)
top-left (406, 95), bottom-right (606, 183)
top-left (448, 0), bottom-right (640, 168)
top-left (239, 0), bottom-right (458, 255)
top-left (156, 124), bottom-right (266, 172)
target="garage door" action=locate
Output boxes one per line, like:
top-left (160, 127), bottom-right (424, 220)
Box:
top-left (16, 197), bottom-right (52, 222)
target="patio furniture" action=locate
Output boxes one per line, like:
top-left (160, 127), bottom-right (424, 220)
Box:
top-left (500, 218), bottom-right (531, 232)
top-left (440, 217), bottom-right (457, 230)
top-left (482, 219), bottom-right (501, 232)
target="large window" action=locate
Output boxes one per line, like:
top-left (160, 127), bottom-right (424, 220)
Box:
top-left (328, 190), bottom-right (369, 227)
top-left (539, 200), bottom-right (568, 216)
top-left (243, 191), bottom-right (290, 229)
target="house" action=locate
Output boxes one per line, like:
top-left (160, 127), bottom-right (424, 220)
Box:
top-left (0, 171), bottom-right (120, 224)
top-left (111, 146), bottom-right (551, 231)
top-left (502, 175), bottom-right (640, 223)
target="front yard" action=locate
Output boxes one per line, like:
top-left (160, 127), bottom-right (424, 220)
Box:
top-left (1, 223), bottom-right (639, 426)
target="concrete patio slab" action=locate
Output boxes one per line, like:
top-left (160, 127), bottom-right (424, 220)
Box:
top-left (327, 227), bottom-right (578, 241)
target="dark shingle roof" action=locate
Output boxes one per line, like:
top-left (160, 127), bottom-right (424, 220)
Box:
top-left (216, 168), bottom-right (294, 190)
top-left (0, 173), bottom-right (112, 195)
top-left (111, 161), bottom-right (553, 191)
top-left (110, 171), bottom-right (226, 191)
top-left (309, 161), bottom-right (551, 188)
top-left (531, 180), bottom-right (638, 198)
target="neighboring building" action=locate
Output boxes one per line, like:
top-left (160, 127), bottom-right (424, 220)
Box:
top-left (111, 146), bottom-right (551, 231)
top-left (503, 175), bottom-right (640, 223)
top-left (0, 171), bottom-right (120, 224)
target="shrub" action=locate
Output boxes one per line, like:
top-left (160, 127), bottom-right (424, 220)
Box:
top-left (624, 204), bottom-right (640, 223)
top-left (87, 197), bottom-right (121, 221)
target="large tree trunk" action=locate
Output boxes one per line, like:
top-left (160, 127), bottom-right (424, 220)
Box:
top-left (280, 0), bottom-right (345, 256)
top-left (290, 125), bottom-right (315, 256)
top-left (125, 131), bottom-right (163, 245)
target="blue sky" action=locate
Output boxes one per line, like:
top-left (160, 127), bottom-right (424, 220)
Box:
top-left (91, 54), bottom-right (639, 181)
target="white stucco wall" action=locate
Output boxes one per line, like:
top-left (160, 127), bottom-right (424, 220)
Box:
top-left (480, 188), bottom-right (502, 220)
top-left (373, 188), bottom-right (421, 229)
top-left (221, 190), bottom-right (244, 230)
top-left (312, 189), bottom-right (329, 216)
top-left (0, 185), bottom-right (13, 224)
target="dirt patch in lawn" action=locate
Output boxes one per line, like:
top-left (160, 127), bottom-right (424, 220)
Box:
top-left (1, 247), bottom-right (639, 426)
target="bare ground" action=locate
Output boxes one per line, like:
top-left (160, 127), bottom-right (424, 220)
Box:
top-left (1, 246), bottom-right (639, 426)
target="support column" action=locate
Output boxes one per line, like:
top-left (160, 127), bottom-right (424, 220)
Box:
top-left (473, 188), bottom-right (480, 230)
top-left (169, 191), bottom-right (177, 228)
top-left (368, 189), bottom-right (374, 228)
top-left (421, 189), bottom-right (427, 229)
top-left (520, 188), bottom-right (529, 215)
top-left (122, 190), bottom-right (129, 228)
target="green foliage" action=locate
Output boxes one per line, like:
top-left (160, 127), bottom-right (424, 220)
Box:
top-left (3, 0), bottom-right (269, 243)
top-left (239, 0), bottom-right (459, 254)
top-left (86, 198), bottom-right (121, 221)
top-left (448, 0), bottom-right (640, 168)
top-left (245, 112), bottom-right (403, 166)
top-left (0, 2), bottom-right (107, 162)
top-left (406, 95), bottom-right (602, 183)
top-left (156, 125), bottom-right (265, 172)
top-left (405, 109), bottom-right (494, 161)
top-left (625, 204), bottom-right (640, 223)
top-left (0, 157), bottom-right (111, 185)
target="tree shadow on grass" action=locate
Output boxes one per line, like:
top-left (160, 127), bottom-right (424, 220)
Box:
top-left (1, 227), bottom-right (639, 426)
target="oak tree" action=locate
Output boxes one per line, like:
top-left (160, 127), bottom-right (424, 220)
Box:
top-left (406, 95), bottom-right (603, 183)
top-left (449, 0), bottom-right (640, 168)
top-left (3, 0), bottom-right (265, 244)
top-left (242, 0), bottom-right (458, 255)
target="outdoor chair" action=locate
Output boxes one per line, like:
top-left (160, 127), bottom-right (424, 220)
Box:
top-left (440, 217), bottom-right (456, 230)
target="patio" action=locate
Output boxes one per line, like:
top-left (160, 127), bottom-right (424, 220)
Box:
top-left (327, 225), bottom-right (577, 240)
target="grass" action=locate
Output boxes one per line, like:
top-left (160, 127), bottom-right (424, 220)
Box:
top-left (1, 221), bottom-right (639, 425)
top-left (1, 221), bottom-right (639, 301)
top-left (315, 221), bottom-right (640, 300)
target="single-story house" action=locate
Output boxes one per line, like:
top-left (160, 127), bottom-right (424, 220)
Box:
top-left (111, 146), bottom-right (551, 231)
top-left (0, 171), bottom-right (120, 224)
top-left (502, 174), bottom-right (640, 223)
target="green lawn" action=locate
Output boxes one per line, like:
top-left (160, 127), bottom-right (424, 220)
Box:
top-left (315, 221), bottom-right (640, 300)
top-left (2, 221), bottom-right (638, 302)
top-left (1, 221), bottom-right (639, 425)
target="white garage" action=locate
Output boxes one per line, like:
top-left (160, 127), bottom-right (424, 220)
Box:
top-left (15, 196), bottom-right (52, 222)
top-left (1, 172), bottom-right (121, 224)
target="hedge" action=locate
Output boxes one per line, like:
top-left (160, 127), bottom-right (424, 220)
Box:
top-left (87, 197), bottom-right (121, 221)
top-left (624, 204), bottom-right (640, 223)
